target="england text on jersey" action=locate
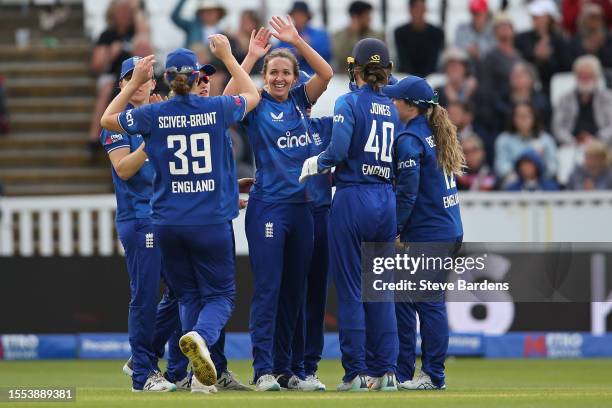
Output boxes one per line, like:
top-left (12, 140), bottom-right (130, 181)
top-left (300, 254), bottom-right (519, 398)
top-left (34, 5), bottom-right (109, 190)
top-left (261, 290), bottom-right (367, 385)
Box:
top-left (172, 179), bottom-right (216, 193)
top-left (362, 164), bottom-right (392, 180)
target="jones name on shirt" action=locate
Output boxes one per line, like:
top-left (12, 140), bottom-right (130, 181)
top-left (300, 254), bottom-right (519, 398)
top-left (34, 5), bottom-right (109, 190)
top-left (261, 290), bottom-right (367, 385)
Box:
top-left (172, 179), bottom-right (216, 193)
top-left (159, 113), bottom-right (218, 128)
top-left (369, 103), bottom-right (391, 117)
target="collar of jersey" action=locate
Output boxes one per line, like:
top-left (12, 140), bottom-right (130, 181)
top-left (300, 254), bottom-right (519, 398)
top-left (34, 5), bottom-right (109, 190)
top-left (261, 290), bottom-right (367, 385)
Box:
top-left (406, 113), bottom-right (428, 127)
top-left (261, 89), bottom-right (292, 104)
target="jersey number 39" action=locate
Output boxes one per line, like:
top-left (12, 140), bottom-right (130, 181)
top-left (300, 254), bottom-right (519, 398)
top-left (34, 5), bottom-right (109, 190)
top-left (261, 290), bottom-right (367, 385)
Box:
top-left (167, 133), bottom-right (212, 175)
top-left (364, 120), bottom-right (394, 162)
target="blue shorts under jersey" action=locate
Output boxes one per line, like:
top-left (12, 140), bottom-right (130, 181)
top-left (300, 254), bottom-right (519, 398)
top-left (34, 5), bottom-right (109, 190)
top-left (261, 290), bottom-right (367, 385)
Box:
top-left (100, 122), bottom-right (154, 221)
top-left (117, 93), bottom-right (246, 226)
top-left (242, 84), bottom-right (313, 203)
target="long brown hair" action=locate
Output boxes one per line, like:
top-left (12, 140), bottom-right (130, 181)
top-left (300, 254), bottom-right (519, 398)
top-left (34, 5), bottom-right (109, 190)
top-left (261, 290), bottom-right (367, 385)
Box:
top-left (428, 104), bottom-right (465, 176)
top-left (167, 74), bottom-right (192, 96)
top-left (354, 62), bottom-right (389, 91)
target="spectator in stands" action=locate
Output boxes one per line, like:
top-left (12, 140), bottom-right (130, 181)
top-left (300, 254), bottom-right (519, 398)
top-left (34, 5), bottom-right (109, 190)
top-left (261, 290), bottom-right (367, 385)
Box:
top-left (475, 13), bottom-right (521, 132)
top-left (333, 1), bottom-right (383, 72)
top-left (561, 0), bottom-right (612, 36)
top-left (504, 149), bottom-right (560, 191)
top-left (457, 134), bottom-right (497, 191)
top-left (495, 102), bottom-right (558, 184)
top-left (171, 0), bottom-right (228, 48)
top-left (495, 62), bottom-right (551, 132)
top-left (454, 0), bottom-right (495, 63)
top-left (436, 47), bottom-right (477, 107)
top-left (515, 0), bottom-right (569, 96)
top-left (275, 1), bottom-right (332, 75)
top-left (448, 101), bottom-right (492, 163)
top-left (567, 3), bottom-right (612, 70)
top-left (552, 55), bottom-right (612, 146)
top-left (568, 139), bottom-right (612, 190)
top-left (88, 0), bottom-right (150, 146)
top-left (394, 0), bottom-right (445, 77)
top-left (233, 10), bottom-right (264, 72)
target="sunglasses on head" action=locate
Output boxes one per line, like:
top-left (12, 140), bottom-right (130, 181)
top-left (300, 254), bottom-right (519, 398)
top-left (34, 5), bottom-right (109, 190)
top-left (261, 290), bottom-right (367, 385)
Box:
top-left (198, 74), bottom-right (210, 85)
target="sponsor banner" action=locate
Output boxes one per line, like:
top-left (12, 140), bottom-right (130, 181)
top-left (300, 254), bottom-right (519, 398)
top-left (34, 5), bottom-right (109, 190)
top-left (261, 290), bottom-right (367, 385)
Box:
top-left (485, 333), bottom-right (612, 358)
top-left (0, 335), bottom-right (76, 360)
top-left (78, 333), bottom-right (130, 359)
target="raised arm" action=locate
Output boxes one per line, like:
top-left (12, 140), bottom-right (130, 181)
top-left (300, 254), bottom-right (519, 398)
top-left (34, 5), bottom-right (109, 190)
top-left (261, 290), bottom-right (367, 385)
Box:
top-left (170, 0), bottom-right (191, 33)
top-left (223, 28), bottom-right (271, 96)
top-left (100, 55), bottom-right (155, 132)
top-left (269, 15), bottom-right (333, 102)
top-left (209, 34), bottom-right (260, 113)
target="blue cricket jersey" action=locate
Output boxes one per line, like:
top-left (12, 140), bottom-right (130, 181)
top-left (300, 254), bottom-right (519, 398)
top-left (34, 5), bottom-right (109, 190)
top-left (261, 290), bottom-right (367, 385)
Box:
top-left (307, 116), bottom-right (333, 208)
top-left (317, 84), bottom-right (400, 187)
top-left (117, 93), bottom-right (246, 225)
top-left (242, 84), bottom-right (312, 203)
top-left (100, 105), bottom-right (154, 222)
top-left (395, 114), bottom-right (463, 241)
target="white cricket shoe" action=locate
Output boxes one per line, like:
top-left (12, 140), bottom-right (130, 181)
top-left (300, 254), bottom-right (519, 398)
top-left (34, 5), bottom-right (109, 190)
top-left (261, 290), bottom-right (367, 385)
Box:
top-left (132, 371), bottom-right (177, 392)
top-left (284, 375), bottom-right (319, 391)
top-left (255, 374), bottom-right (281, 391)
top-left (305, 374), bottom-right (326, 391)
top-left (398, 371), bottom-right (446, 390)
top-left (191, 374), bottom-right (218, 394)
top-left (122, 357), bottom-right (133, 377)
top-left (179, 331), bottom-right (217, 386)
top-left (174, 375), bottom-right (191, 391)
top-left (367, 372), bottom-right (398, 391)
top-left (336, 375), bottom-right (369, 392)
top-left (216, 370), bottom-right (252, 391)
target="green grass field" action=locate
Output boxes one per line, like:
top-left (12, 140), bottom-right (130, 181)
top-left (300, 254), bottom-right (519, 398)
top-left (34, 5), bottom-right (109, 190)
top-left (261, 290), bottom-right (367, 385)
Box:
top-left (1, 358), bottom-right (611, 408)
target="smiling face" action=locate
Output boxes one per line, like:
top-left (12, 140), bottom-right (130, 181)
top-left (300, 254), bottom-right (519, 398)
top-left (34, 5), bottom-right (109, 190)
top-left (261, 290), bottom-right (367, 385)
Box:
top-left (194, 73), bottom-right (211, 97)
top-left (263, 56), bottom-right (297, 101)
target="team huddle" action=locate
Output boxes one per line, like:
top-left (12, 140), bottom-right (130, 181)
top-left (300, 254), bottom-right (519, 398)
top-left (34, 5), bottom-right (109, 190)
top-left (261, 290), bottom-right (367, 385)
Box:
top-left (99, 15), bottom-right (464, 394)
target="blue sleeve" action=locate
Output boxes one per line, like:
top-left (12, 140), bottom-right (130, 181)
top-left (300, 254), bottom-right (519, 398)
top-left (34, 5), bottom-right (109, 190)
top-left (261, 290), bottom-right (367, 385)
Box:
top-left (317, 97), bottom-right (354, 170)
top-left (290, 84), bottom-right (311, 110)
top-left (313, 30), bottom-right (332, 62)
top-left (395, 134), bottom-right (424, 235)
top-left (100, 128), bottom-right (130, 154)
top-left (118, 104), bottom-right (153, 135)
top-left (219, 95), bottom-right (247, 127)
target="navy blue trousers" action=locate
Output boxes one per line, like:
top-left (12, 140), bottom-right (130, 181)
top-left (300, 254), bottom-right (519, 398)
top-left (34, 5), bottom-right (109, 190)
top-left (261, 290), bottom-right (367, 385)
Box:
top-left (154, 223), bottom-right (235, 350)
top-left (395, 238), bottom-right (461, 387)
top-left (116, 218), bottom-right (161, 390)
top-left (289, 207), bottom-right (330, 378)
top-left (246, 198), bottom-right (314, 380)
top-left (329, 185), bottom-right (398, 382)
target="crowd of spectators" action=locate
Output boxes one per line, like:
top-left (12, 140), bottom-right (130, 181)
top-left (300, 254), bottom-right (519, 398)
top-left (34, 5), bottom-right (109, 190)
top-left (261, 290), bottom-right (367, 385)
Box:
top-left (88, 0), bottom-right (612, 192)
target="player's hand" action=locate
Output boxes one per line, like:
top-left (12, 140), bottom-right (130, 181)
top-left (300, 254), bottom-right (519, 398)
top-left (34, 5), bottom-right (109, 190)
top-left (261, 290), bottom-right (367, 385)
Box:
top-left (248, 27), bottom-right (272, 59)
top-left (131, 54), bottom-right (155, 86)
top-left (269, 15), bottom-right (300, 45)
top-left (238, 177), bottom-right (255, 193)
top-left (299, 155), bottom-right (320, 183)
top-left (150, 93), bottom-right (167, 103)
top-left (209, 34), bottom-right (233, 61)
top-left (239, 198), bottom-right (248, 209)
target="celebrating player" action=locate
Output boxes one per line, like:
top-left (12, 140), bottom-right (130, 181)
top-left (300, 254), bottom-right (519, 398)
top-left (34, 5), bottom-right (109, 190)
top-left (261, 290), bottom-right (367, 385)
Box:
top-left (223, 17), bottom-right (333, 391)
top-left (383, 75), bottom-right (464, 390)
top-left (99, 56), bottom-right (176, 393)
top-left (299, 38), bottom-right (400, 392)
top-left (100, 36), bottom-right (260, 390)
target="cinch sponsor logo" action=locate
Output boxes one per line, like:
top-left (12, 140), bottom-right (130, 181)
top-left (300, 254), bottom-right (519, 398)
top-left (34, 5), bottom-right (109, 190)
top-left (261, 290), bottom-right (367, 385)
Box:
top-left (277, 131), bottom-right (312, 149)
top-left (397, 159), bottom-right (416, 169)
top-left (1, 335), bottom-right (39, 360)
top-left (333, 114), bottom-right (344, 123)
top-left (125, 110), bottom-right (134, 127)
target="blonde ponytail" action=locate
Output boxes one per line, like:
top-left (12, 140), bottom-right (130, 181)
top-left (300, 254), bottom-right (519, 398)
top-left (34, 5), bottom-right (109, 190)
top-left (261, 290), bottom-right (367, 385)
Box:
top-left (428, 104), bottom-right (465, 176)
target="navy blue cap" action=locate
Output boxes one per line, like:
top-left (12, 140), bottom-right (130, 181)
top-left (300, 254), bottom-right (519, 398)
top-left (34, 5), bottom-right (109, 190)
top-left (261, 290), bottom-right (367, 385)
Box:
top-left (288, 1), bottom-right (311, 17)
top-left (197, 63), bottom-right (217, 76)
top-left (165, 48), bottom-right (198, 72)
top-left (350, 38), bottom-right (391, 68)
top-left (382, 75), bottom-right (438, 109)
top-left (120, 56), bottom-right (141, 80)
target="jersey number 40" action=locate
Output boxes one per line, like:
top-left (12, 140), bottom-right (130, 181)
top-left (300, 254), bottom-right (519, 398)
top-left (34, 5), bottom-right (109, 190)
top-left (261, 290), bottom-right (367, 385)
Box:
top-left (364, 120), bottom-right (394, 163)
top-left (167, 133), bottom-right (212, 175)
